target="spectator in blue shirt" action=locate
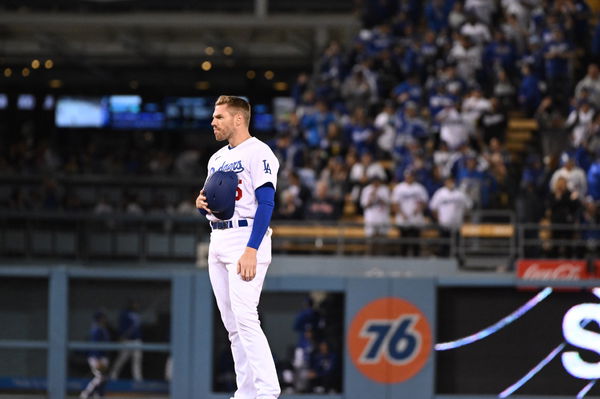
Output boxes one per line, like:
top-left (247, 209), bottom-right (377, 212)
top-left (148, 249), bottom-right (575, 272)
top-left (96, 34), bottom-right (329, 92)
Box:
top-left (483, 30), bottom-right (519, 82)
top-left (588, 157), bottom-right (600, 201)
top-left (425, 0), bottom-right (450, 33)
top-left (543, 29), bottom-right (575, 110)
top-left (520, 36), bottom-right (546, 81)
top-left (518, 63), bottom-right (542, 116)
top-left (308, 341), bottom-right (339, 394)
top-left (293, 297), bottom-right (321, 344)
top-left (395, 102), bottom-right (429, 145)
top-left (428, 82), bottom-right (457, 118)
top-left (268, 133), bottom-right (306, 174)
top-left (346, 108), bottom-right (376, 155)
top-left (300, 100), bottom-right (336, 149)
top-left (392, 75), bottom-right (423, 107)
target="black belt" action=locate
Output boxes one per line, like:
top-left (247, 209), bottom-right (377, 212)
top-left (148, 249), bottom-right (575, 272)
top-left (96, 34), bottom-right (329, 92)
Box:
top-left (210, 219), bottom-right (249, 230)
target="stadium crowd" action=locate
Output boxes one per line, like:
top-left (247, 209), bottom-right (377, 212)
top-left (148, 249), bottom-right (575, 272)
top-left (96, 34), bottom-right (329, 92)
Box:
top-left (2, 0), bottom-right (600, 257)
top-left (271, 0), bottom-right (600, 255)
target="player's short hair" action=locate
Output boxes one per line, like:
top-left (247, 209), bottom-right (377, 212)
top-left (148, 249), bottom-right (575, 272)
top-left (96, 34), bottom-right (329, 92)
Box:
top-left (215, 95), bottom-right (251, 126)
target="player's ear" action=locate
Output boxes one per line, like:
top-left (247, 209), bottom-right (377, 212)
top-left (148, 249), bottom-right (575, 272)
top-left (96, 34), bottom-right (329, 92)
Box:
top-left (234, 113), bottom-right (242, 127)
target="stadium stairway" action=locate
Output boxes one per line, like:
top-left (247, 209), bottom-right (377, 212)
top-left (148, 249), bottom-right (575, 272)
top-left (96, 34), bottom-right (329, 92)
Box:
top-left (505, 113), bottom-right (538, 158)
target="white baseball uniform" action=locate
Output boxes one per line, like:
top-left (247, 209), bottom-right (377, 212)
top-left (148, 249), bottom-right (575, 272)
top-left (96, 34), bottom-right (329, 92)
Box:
top-left (205, 136), bottom-right (281, 399)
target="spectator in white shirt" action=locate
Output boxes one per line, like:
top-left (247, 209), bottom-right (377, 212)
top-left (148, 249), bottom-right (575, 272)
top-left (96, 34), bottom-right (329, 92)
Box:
top-left (349, 151), bottom-right (387, 203)
top-left (575, 64), bottom-right (600, 109)
top-left (430, 176), bottom-right (473, 255)
top-left (565, 100), bottom-right (596, 148)
top-left (549, 153), bottom-right (588, 198)
top-left (437, 103), bottom-right (471, 150)
top-left (462, 87), bottom-right (492, 130)
top-left (360, 176), bottom-right (391, 239)
top-left (391, 169), bottom-right (429, 255)
top-left (449, 35), bottom-right (482, 84)
top-left (374, 100), bottom-right (399, 156)
top-left (460, 13), bottom-right (491, 46)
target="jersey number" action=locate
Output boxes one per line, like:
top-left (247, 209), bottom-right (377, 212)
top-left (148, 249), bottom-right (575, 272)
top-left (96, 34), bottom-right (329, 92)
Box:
top-left (236, 179), bottom-right (243, 201)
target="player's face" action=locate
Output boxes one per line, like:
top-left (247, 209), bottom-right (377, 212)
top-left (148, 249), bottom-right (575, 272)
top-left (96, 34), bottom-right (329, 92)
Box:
top-left (212, 104), bottom-right (235, 142)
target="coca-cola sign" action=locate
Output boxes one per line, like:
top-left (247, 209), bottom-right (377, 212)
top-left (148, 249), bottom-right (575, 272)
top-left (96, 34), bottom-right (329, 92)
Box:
top-left (517, 260), bottom-right (589, 280)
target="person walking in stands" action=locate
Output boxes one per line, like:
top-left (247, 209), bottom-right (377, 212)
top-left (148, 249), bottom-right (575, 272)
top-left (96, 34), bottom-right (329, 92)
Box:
top-left (80, 311), bottom-right (111, 399)
top-left (110, 299), bottom-right (143, 381)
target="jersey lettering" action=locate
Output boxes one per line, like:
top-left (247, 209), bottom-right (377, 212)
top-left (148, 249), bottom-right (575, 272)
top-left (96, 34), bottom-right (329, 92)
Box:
top-left (218, 160), bottom-right (245, 173)
top-left (206, 138), bottom-right (278, 221)
top-left (263, 160), bottom-right (272, 174)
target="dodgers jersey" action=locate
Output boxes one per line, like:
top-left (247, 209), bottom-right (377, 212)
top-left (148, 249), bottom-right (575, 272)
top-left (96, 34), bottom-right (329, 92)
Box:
top-left (205, 137), bottom-right (279, 222)
top-left (391, 181), bottom-right (429, 226)
top-left (429, 186), bottom-right (472, 228)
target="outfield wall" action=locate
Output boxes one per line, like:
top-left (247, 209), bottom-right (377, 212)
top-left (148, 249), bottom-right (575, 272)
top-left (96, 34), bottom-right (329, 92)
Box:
top-left (0, 256), bottom-right (598, 399)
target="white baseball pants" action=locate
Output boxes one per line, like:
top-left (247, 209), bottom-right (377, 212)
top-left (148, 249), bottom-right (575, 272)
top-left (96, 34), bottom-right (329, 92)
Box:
top-left (80, 356), bottom-right (108, 399)
top-left (208, 225), bottom-right (280, 399)
top-left (110, 339), bottom-right (143, 381)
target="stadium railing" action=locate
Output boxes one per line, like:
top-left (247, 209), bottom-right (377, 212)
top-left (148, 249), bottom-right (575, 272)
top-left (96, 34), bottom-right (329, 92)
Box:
top-left (2, 209), bottom-right (596, 268)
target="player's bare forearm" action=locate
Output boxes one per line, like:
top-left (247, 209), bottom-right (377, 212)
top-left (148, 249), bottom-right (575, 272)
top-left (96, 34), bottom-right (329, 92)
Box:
top-left (237, 247), bottom-right (257, 281)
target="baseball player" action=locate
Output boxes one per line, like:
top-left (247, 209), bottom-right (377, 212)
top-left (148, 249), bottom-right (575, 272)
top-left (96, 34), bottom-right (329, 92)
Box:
top-left (196, 95), bottom-right (280, 399)
top-left (110, 299), bottom-right (143, 381)
top-left (80, 311), bottom-right (110, 399)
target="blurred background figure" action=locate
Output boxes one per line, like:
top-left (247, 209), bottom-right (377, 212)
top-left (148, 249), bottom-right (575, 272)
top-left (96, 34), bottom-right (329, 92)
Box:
top-left (307, 340), bottom-right (339, 394)
top-left (360, 176), bottom-right (391, 240)
top-left (80, 311), bottom-right (111, 399)
top-left (430, 176), bottom-right (473, 256)
top-left (110, 299), bottom-right (143, 382)
top-left (546, 176), bottom-right (580, 258)
top-left (391, 169), bottom-right (429, 256)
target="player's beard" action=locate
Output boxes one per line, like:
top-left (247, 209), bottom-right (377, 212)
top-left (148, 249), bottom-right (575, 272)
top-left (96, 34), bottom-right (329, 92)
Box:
top-left (213, 126), bottom-right (233, 142)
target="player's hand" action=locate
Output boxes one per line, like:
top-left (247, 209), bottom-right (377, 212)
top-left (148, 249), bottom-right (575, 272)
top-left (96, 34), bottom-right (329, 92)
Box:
top-left (237, 247), bottom-right (257, 281)
top-left (195, 189), bottom-right (212, 213)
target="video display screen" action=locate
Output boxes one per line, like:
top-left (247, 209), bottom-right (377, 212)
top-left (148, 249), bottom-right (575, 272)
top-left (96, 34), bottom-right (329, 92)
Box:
top-left (164, 97), bottom-right (214, 130)
top-left (55, 97), bottom-right (108, 128)
top-left (252, 103), bottom-right (274, 132)
top-left (53, 95), bottom-right (283, 132)
top-left (108, 95), bottom-right (164, 130)
top-left (17, 94), bottom-right (36, 110)
top-left (436, 287), bottom-right (600, 397)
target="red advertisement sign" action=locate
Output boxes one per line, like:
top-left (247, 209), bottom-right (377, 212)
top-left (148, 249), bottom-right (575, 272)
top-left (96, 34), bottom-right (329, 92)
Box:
top-left (595, 261), bottom-right (600, 278)
top-left (516, 260), bottom-right (589, 280)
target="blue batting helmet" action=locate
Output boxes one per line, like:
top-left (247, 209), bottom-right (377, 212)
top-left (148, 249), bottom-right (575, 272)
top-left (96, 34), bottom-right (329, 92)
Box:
top-left (203, 170), bottom-right (238, 220)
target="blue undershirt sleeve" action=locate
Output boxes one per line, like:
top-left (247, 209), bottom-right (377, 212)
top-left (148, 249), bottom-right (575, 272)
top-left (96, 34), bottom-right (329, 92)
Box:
top-left (247, 183), bottom-right (275, 249)
top-left (198, 208), bottom-right (208, 216)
